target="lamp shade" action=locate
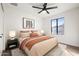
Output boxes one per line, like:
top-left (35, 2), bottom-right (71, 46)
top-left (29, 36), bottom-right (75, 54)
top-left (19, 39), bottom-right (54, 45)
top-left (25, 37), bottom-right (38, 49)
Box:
top-left (40, 30), bottom-right (44, 34)
top-left (9, 31), bottom-right (16, 38)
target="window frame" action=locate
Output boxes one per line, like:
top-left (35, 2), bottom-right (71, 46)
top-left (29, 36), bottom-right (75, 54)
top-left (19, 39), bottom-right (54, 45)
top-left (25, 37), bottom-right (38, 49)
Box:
top-left (51, 17), bottom-right (64, 35)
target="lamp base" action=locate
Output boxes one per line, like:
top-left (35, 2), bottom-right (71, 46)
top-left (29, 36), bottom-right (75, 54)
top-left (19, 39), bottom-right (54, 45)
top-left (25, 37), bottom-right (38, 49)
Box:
top-left (10, 37), bottom-right (15, 40)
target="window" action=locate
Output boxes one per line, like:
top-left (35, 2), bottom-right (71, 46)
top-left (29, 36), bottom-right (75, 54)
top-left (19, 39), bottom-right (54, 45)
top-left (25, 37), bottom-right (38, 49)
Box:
top-left (51, 17), bottom-right (64, 35)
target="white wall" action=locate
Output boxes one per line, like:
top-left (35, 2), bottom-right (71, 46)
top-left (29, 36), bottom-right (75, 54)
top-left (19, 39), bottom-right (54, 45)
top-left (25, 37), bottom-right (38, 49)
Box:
top-left (41, 7), bottom-right (79, 47)
top-left (0, 4), bottom-right (4, 51)
top-left (0, 4), bottom-right (3, 34)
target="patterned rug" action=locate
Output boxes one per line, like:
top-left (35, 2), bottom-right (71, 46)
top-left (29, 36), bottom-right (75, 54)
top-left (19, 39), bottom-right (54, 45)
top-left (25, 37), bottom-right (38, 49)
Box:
top-left (1, 50), bottom-right (12, 56)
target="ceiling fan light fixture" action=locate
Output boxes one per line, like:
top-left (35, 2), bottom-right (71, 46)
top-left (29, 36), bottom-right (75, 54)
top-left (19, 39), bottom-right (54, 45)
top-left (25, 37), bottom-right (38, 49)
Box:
top-left (32, 3), bottom-right (57, 14)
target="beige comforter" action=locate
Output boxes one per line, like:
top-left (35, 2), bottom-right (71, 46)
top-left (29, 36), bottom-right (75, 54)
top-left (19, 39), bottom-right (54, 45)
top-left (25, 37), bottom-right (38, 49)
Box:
top-left (19, 37), bottom-right (58, 56)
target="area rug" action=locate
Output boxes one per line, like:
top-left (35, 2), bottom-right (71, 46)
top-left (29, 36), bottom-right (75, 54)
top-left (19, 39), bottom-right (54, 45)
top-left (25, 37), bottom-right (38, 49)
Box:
top-left (1, 50), bottom-right (12, 56)
top-left (11, 46), bottom-right (71, 56)
top-left (11, 48), bottom-right (26, 56)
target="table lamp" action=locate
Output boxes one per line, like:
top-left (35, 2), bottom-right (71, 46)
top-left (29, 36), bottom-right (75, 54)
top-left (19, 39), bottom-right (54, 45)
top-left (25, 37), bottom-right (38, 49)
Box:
top-left (40, 30), bottom-right (45, 35)
top-left (9, 31), bottom-right (16, 40)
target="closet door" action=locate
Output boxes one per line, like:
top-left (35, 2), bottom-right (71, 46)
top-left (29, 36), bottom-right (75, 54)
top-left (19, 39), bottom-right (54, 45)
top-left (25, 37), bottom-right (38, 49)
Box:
top-left (0, 4), bottom-right (3, 53)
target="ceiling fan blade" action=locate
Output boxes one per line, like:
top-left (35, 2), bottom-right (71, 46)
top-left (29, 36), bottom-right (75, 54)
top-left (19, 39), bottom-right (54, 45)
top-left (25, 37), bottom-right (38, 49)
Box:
top-left (32, 6), bottom-right (43, 9)
top-left (46, 10), bottom-right (49, 14)
top-left (38, 10), bottom-right (43, 13)
top-left (46, 6), bottom-right (57, 10)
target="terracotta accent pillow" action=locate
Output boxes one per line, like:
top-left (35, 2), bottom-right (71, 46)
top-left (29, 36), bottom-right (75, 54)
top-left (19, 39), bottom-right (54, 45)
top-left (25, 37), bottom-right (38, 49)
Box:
top-left (31, 30), bottom-right (43, 36)
top-left (30, 32), bottom-right (39, 37)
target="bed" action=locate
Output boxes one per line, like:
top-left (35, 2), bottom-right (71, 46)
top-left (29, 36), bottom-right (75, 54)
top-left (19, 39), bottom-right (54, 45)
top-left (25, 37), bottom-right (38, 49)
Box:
top-left (18, 30), bottom-right (58, 56)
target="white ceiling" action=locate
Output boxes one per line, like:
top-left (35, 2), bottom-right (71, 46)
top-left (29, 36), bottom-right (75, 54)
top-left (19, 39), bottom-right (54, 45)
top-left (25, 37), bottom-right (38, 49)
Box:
top-left (4, 3), bottom-right (79, 18)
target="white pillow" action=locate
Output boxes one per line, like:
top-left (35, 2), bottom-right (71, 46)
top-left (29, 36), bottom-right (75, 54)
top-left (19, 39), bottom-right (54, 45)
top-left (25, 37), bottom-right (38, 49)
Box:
top-left (19, 31), bottom-right (31, 38)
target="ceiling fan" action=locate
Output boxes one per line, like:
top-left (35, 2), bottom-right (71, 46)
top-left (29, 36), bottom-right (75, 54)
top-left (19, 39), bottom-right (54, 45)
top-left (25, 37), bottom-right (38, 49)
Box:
top-left (32, 3), bottom-right (58, 14)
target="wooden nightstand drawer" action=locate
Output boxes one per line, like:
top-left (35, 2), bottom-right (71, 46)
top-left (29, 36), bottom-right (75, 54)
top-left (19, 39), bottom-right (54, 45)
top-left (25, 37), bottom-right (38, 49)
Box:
top-left (9, 45), bottom-right (17, 48)
top-left (6, 38), bottom-right (19, 50)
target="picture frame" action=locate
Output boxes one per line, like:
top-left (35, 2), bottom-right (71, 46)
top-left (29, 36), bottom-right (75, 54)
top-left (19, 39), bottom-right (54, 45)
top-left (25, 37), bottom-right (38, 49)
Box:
top-left (23, 17), bottom-right (35, 29)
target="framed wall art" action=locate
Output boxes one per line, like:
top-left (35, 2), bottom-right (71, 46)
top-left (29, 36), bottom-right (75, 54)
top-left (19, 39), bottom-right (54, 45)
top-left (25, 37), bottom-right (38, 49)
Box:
top-left (23, 17), bottom-right (35, 29)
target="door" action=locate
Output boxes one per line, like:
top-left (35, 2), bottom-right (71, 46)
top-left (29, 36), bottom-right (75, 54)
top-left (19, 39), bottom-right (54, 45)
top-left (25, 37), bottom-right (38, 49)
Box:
top-left (0, 4), bottom-right (3, 53)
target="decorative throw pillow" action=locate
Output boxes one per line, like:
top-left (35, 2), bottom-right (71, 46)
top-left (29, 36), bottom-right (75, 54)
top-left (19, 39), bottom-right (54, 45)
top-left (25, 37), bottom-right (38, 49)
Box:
top-left (31, 30), bottom-right (43, 36)
top-left (30, 32), bottom-right (39, 37)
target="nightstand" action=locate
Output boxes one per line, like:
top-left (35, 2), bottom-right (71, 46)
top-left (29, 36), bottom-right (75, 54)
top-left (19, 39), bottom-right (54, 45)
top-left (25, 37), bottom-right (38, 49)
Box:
top-left (6, 38), bottom-right (19, 50)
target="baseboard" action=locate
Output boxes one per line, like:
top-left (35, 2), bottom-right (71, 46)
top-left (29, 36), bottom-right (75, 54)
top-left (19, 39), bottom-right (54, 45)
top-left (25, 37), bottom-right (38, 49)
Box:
top-left (59, 42), bottom-right (79, 48)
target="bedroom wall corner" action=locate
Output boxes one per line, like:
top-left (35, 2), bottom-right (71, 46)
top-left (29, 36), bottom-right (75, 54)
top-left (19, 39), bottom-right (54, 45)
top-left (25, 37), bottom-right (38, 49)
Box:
top-left (41, 7), bottom-right (79, 47)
